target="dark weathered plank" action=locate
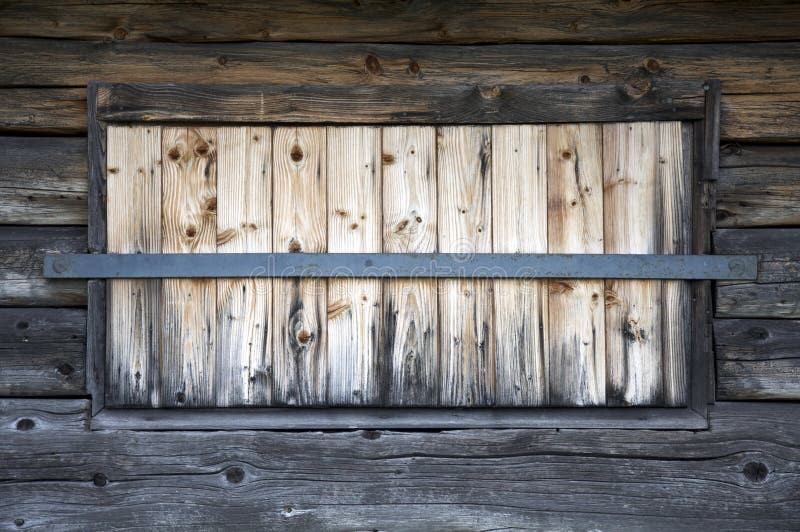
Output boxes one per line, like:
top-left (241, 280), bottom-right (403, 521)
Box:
top-left (0, 403), bottom-right (798, 529)
top-left (95, 81), bottom-right (706, 125)
top-left (3, 1), bottom-right (800, 43)
top-left (0, 88), bottom-right (86, 134)
top-left (715, 319), bottom-right (800, 400)
top-left (0, 399), bottom-right (88, 434)
top-left (0, 308), bottom-right (86, 396)
top-left (717, 144), bottom-right (800, 227)
top-left (2, 40), bottom-right (800, 139)
top-left (0, 137), bottom-right (87, 225)
top-left (0, 226), bottom-right (86, 306)
top-left (714, 228), bottom-right (800, 284)
top-left (722, 92), bottom-right (800, 143)
top-left (716, 283), bottom-right (800, 319)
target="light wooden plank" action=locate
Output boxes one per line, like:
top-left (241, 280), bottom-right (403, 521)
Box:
top-left (546, 124), bottom-right (605, 406)
top-left (326, 126), bottom-right (382, 405)
top-left (106, 125), bottom-right (161, 407)
top-left (215, 127), bottom-right (271, 406)
top-left (272, 127), bottom-right (328, 406)
top-left (604, 122), bottom-right (663, 406)
top-left (161, 127), bottom-right (217, 407)
top-left (437, 126), bottom-right (494, 406)
top-left (382, 126), bottom-right (438, 406)
top-left (658, 121), bottom-right (690, 406)
top-left (491, 125), bottom-right (548, 406)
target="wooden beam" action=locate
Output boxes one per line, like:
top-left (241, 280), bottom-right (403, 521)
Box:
top-left (0, 402), bottom-right (797, 528)
top-left (715, 319), bottom-right (800, 400)
top-left (0, 88), bottom-right (86, 134)
top-left (716, 282), bottom-right (800, 319)
top-left (0, 399), bottom-right (88, 434)
top-left (0, 308), bottom-right (86, 396)
top-left (2, 1), bottom-right (799, 44)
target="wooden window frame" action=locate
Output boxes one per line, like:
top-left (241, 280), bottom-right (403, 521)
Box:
top-left (83, 80), bottom-right (721, 430)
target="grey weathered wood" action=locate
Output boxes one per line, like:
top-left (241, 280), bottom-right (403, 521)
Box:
top-left (717, 144), bottom-right (800, 228)
top-left (715, 319), bottom-right (800, 400)
top-left (0, 137), bottom-right (87, 225)
top-left (86, 281), bottom-right (105, 415)
top-left (4, 1), bottom-right (800, 43)
top-left (714, 228), bottom-right (800, 284)
top-left (94, 81), bottom-right (707, 125)
top-left (0, 399), bottom-right (89, 434)
top-left (0, 88), bottom-right (87, 134)
top-left (0, 403), bottom-right (797, 529)
top-left (0, 226), bottom-right (86, 306)
top-left (716, 283), bottom-right (800, 319)
top-left (0, 308), bottom-right (86, 396)
top-left (702, 80), bottom-right (721, 181)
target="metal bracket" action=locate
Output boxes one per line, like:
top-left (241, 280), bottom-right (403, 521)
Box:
top-left (43, 253), bottom-right (757, 280)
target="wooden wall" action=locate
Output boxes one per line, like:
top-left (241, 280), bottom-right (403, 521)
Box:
top-left (1, 1), bottom-right (799, 527)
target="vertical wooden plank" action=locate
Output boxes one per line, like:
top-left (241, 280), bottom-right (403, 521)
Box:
top-left (492, 125), bottom-right (548, 406)
top-left (381, 126), bottom-right (438, 406)
top-left (546, 124), bottom-right (606, 406)
top-left (437, 126), bottom-right (494, 407)
top-left (106, 125), bottom-right (161, 407)
top-left (272, 127), bottom-right (328, 406)
top-left (604, 122), bottom-right (663, 406)
top-left (215, 127), bottom-right (271, 406)
top-left (161, 127), bottom-right (217, 407)
top-left (658, 121), bottom-right (690, 407)
top-left (326, 126), bottom-right (382, 405)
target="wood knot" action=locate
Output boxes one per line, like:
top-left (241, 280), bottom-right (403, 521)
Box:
top-left (396, 219), bottom-right (409, 232)
top-left (14, 518), bottom-right (24, 527)
top-left (107, 167), bottom-right (119, 174)
top-left (415, 216), bottom-right (422, 223)
top-left (580, 74), bottom-right (591, 84)
top-left (16, 320), bottom-right (29, 330)
top-left (217, 228), bottom-right (237, 246)
top-left (185, 226), bottom-right (197, 238)
top-left (645, 58), bottom-right (661, 72)
top-left (167, 146), bottom-right (183, 161)
top-left (407, 59), bottom-right (421, 76)
top-left (296, 329), bottom-right (311, 345)
top-left (748, 326), bottom-right (768, 340)
top-left (549, 281), bottom-right (575, 295)
top-left (176, 391), bottom-right (186, 403)
top-left (562, 150), bottom-right (572, 160)
top-left (225, 466), bottom-right (245, 484)
top-left (113, 27), bottom-right (128, 40)
top-left (205, 197), bottom-right (217, 213)
top-left (194, 140), bottom-right (210, 157)
top-left (382, 153), bottom-right (395, 165)
top-left (288, 239), bottom-right (302, 253)
top-left (350, 223), bottom-right (359, 230)
top-left (217, 56), bottom-right (228, 66)
top-left (335, 209), bottom-right (348, 218)
top-left (365, 54), bottom-right (384, 75)
top-left (479, 85), bottom-right (502, 99)
top-left (290, 144), bottom-right (303, 162)
top-left (57, 363), bottom-right (74, 376)
top-left (16, 418), bottom-right (35, 431)
top-left (624, 78), bottom-right (652, 99)
top-left (743, 461), bottom-right (768, 483)
top-left (361, 430), bottom-right (381, 440)
top-left (92, 473), bottom-right (108, 487)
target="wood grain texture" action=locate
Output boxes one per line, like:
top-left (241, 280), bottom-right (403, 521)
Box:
top-left (161, 127), bottom-right (217, 407)
top-left (326, 127), bottom-right (382, 405)
top-left (0, 308), bottom-right (86, 396)
top-left (1, 403), bottom-right (799, 529)
top-left (491, 125), bottom-right (548, 406)
top-left (715, 319), bottom-right (800, 400)
top-left (215, 127), bottom-right (272, 406)
top-left (0, 226), bottom-right (86, 307)
top-left (0, 88), bottom-right (86, 134)
top-left (718, 145), bottom-right (800, 228)
top-left (714, 228), bottom-right (800, 284)
top-left (106, 125), bottom-right (162, 407)
top-left (546, 124), bottom-right (605, 406)
top-left (382, 126), bottom-right (438, 406)
top-left (604, 122), bottom-right (663, 406)
top-left (272, 127), bottom-right (328, 406)
top-left (0, 137), bottom-right (87, 225)
top-left (716, 283), bottom-right (800, 319)
top-left (4, 1), bottom-right (800, 43)
top-left (437, 126), bottom-right (494, 406)
top-left (0, 399), bottom-right (89, 434)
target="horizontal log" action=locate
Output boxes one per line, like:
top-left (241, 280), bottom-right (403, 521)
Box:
top-left (0, 40), bottom-right (799, 140)
top-left (716, 282), bottom-right (800, 319)
top-left (0, 88), bottom-right (86, 134)
top-left (0, 226), bottom-right (86, 306)
top-left (0, 402), bottom-right (798, 528)
top-left (95, 81), bottom-right (707, 124)
top-left (0, 399), bottom-right (88, 433)
top-left (0, 308), bottom-right (86, 396)
top-left (0, 137), bottom-right (87, 225)
top-left (714, 228), bottom-right (800, 283)
top-left (717, 144), bottom-right (800, 227)
top-left (1, 1), bottom-right (799, 44)
top-left (715, 319), bottom-right (800, 400)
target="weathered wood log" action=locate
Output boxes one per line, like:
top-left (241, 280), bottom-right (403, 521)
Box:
top-left (714, 228), bottom-right (800, 283)
top-left (0, 308), bottom-right (86, 396)
top-left (715, 319), bottom-right (800, 400)
top-left (716, 282), bottom-right (800, 319)
top-left (1, 1), bottom-right (799, 44)
top-left (0, 226), bottom-right (86, 306)
top-left (0, 402), bottom-right (798, 529)
top-left (718, 144), bottom-right (800, 227)
top-left (0, 399), bottom-right (88, 433)
top-left (1, 40), bottom-right (799, 140)
top-left (0, 137), bottom-right (87, 225)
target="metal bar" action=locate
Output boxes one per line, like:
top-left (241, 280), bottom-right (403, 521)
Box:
top-left (44, 253), bottom-right (757, 280)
